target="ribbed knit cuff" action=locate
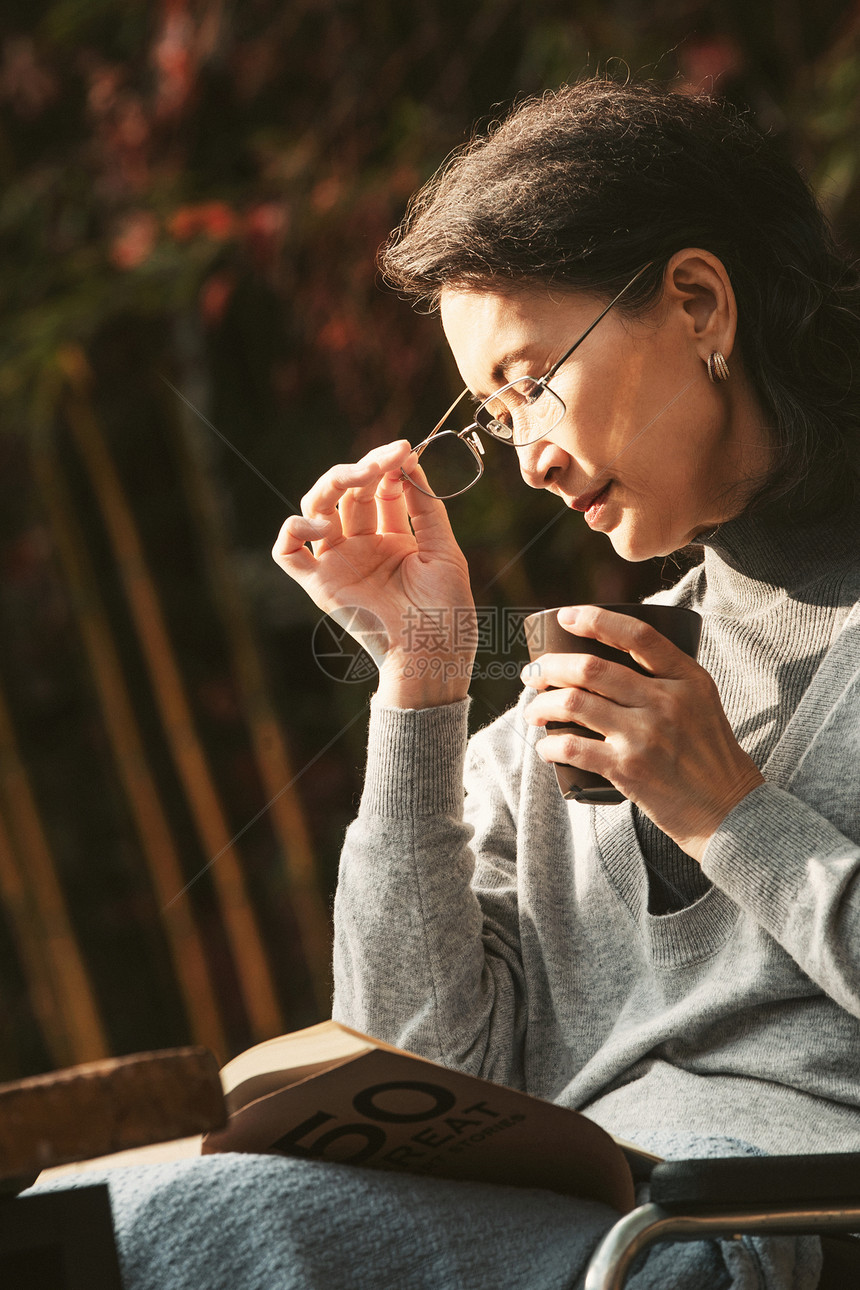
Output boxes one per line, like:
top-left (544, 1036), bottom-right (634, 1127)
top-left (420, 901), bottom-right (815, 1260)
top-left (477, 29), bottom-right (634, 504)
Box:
top-left (701, 782), bottom-right (851, 933)
top-left (359, 697), bottom-right (471, 817)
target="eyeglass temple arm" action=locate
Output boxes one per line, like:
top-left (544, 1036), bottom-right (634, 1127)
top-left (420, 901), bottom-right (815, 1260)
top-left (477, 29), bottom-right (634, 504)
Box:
top-left (425, 386), bottom-right (473, 440)
top-left (419, 260), bottom-right (654, 442)
top-left (412, 421), bottom-right (483, 458)
top-left (541, 261), bottom-right (655, 386)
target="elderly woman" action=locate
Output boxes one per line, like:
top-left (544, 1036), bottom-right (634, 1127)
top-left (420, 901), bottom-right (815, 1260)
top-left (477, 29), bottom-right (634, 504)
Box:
top-left (37, 78), bottom-right (859, 1290)
top-left (273, 78), bottom-right (860, 1286)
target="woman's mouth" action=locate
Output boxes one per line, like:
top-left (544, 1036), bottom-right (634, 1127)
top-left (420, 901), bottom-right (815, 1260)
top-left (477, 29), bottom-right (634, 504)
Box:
top-left (571, 481), bottom-right (612, 524)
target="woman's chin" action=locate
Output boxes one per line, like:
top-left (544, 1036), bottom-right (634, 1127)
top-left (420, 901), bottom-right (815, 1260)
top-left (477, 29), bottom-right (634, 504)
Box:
top-left (606, 529), bottom-right (662, 563)
top-left (606, 518), bottom-right (696, 563)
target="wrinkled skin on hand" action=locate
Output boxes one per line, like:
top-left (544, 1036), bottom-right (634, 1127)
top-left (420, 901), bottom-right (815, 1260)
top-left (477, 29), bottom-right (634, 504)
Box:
top-left (523, 605), bottom-right (764, 861)
top-left (272, 439), bottom-right (478, 708)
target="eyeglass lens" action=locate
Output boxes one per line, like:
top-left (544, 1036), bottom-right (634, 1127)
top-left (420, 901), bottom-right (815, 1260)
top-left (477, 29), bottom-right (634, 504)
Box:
top-left (475, 377), bottom-right (566, 446)
top-left (409, 432), bottom-right (483, 499)
top-left (401, 366), bottom-right (568, 498)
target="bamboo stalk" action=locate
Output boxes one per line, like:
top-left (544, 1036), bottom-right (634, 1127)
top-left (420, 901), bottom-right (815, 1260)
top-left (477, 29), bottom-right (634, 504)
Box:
top-left (169, 371), bottom-right (332, 1014)
top-left (32, 435), bottom-right (230, 1060)
top-left (0, 685), bottom-right (109, 1064)
top-left (58, 346), bottom-right (283, 1043)
top-left (0, 793), bottom-right (68, 1065)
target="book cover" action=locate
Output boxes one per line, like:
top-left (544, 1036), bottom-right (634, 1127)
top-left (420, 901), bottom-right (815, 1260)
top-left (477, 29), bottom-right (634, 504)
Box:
top-left (201, 1021), bottom-right (659, 1213)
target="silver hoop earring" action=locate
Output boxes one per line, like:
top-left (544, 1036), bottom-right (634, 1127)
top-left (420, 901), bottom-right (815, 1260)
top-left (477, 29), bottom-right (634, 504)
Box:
top-left (706, 352), bottom-right (730, 383)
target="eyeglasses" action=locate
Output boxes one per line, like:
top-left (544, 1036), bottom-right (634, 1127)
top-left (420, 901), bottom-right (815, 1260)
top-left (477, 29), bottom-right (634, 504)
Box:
top-left (402, 262), bottom-right (654, 500)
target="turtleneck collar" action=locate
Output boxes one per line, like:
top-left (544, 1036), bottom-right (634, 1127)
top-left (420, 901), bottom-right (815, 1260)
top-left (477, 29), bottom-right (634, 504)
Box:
top-left (696, 503), bottom-right (860, 605)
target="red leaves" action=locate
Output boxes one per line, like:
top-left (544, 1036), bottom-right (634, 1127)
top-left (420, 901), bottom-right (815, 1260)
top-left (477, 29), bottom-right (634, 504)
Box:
top-left (168, 201), bottom-right (237, 242)
top-left (199, 270), bottom-right (237, 326)
top-left (110, 211), bottom-right (159, 270)
top-left (0, 37), bottom-right (59, 118)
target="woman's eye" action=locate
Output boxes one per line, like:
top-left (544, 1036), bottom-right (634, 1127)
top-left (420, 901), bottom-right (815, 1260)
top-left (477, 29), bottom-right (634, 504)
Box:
top-left (476, 404), bottom-right (513, 439)
top-left (481, 399), bottom-right (512, 425)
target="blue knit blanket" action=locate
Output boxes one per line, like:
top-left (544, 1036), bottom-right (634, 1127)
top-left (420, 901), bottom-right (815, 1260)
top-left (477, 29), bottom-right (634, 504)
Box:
top-left (31, 1130), bottom-right (821, 1289)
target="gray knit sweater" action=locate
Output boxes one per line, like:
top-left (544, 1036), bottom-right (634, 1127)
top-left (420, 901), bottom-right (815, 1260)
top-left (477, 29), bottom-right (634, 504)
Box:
top-left (333, 509), bottom-right (860, 1156)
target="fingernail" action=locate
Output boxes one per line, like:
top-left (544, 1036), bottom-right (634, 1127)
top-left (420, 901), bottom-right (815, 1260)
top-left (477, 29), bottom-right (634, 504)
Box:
top-left (558, 607), bottom-right (580, 628)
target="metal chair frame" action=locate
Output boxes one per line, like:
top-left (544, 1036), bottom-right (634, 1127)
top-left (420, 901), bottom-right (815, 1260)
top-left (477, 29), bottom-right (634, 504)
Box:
top-left (584, 1153), bottom-right (860, 1290)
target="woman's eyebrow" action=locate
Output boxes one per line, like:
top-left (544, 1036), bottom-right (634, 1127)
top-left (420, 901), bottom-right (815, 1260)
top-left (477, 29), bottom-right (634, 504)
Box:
top-left (467, 348), bottom-right (534, 404)
top-left (489, 347), bottom-right (532, 387)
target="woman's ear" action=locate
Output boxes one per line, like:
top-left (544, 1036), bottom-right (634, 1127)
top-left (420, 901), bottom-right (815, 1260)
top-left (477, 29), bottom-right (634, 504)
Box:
top-left (664, 249), bottom-right (737, 361)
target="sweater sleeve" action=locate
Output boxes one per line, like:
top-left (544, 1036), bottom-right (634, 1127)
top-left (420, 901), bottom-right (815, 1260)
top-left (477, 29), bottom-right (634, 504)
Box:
top-left (701, 667), bottom-right (860, 1018)
top-left (331, 696), bottom-right (530, 1087)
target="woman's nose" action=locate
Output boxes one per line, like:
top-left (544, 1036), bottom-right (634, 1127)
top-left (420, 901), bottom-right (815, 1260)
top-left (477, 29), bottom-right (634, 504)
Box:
top-left (515, 435), bottom-right (568, 489)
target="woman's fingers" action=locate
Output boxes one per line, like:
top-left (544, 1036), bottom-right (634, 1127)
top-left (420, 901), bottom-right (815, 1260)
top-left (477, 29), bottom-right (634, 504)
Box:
top-left (272, 439), bottom-right (471, 627)
top-left (273, 512), bottom-right (336, 563)
top-left (515, 607), bottom-right (765, 861)
top-left (521, 604), bottom-right (700, 721)
top-left (557, 605), bottom-right (694, 679)
top-left (301, 441), bottom-right (416, 522)
top-left (524, 651), bottom-right (647, 709)
top-left (522, 645), bottom-right (706, 739)
top-left (304, 443), bottom-right (461, 558)
top-left (272, 524), bottom-right (318, 585)
top-left (340, 463), bottom-right (414, 537)
top-left (338, 481), bottom-right (380, 537)
top-left (524, 674), bottom-right (629, 737)
top-left (374, 467), bottom-right (413, 535)
top-left (404, 465), bottom-right (469, 558)
top-left (297, 441), bottom-right (419, 540)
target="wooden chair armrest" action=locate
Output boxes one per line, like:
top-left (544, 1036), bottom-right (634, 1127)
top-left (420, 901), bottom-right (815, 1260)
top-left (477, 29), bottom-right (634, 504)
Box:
top-left (0, 1048), bottom-right (226, 1187)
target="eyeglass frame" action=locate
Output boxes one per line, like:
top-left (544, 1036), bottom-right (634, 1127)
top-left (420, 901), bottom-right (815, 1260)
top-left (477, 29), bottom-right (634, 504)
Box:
top-left (402, 260), bottom-right (655, 499)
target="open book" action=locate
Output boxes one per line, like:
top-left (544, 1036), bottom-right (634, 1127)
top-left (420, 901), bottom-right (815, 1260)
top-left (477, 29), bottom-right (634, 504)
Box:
top-left (36, 1022), bottom-right (659, 1213)
top-left (199, 1021), bottom-right (657, 1213)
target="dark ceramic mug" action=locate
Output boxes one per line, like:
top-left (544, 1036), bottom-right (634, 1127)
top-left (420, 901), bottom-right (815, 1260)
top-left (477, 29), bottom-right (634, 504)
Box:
top-left (523, 603), bottom-right (703, 805)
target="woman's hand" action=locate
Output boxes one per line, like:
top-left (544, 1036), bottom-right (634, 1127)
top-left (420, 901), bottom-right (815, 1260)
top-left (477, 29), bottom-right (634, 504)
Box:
top-left (522, 605), bottom-right (764, 860)
top-left (272, 439), bottom-right (477, 708)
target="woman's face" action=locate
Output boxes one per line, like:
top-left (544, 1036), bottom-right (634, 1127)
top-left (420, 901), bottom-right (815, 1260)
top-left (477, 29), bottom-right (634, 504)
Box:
top-left (439, 279), bottom-right (770, 561)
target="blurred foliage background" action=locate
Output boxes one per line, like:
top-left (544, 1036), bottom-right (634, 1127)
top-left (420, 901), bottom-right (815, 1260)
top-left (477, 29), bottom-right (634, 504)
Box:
top-left (0, 0), bottom-right (859, 1077)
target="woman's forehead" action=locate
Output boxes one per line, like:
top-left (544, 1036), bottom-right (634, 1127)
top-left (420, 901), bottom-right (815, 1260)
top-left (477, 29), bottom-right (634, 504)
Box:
top-left (439, 283), bottom-right (605, 388)
top-left (439, 289), bottom-right (531, 390)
